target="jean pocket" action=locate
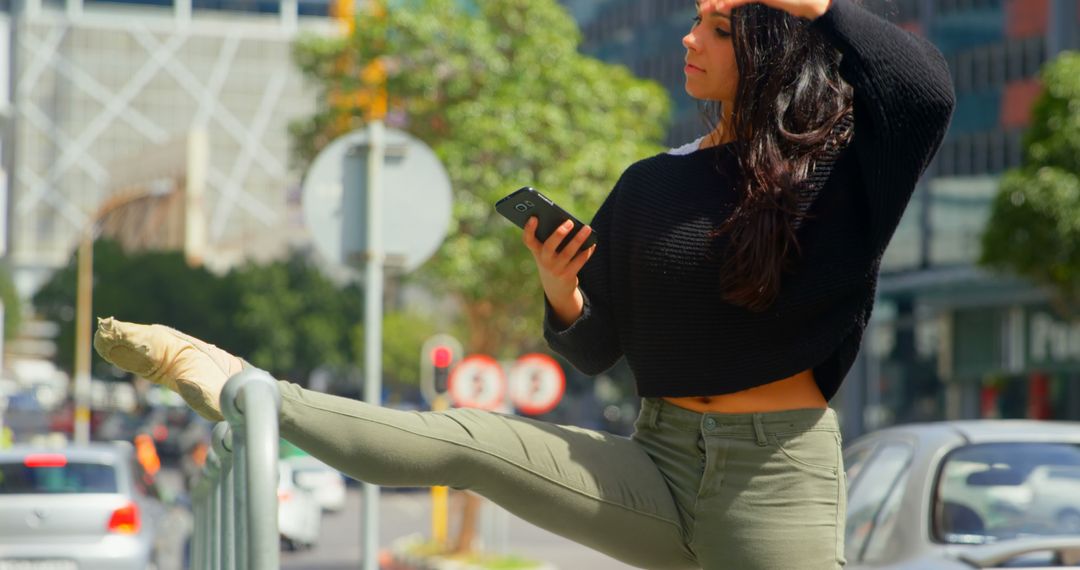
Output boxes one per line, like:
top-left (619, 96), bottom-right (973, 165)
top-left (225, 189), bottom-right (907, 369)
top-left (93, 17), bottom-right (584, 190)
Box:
top-left (769, 430), bottom-right (841, 476)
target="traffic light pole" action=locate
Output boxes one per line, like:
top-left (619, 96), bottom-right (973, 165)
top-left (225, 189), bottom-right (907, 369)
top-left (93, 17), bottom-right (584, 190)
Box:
top-left (419, 335), bottom-right (461, 549)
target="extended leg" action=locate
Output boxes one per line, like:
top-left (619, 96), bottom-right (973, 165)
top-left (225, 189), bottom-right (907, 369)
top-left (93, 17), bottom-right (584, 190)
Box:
top-left (92, 318), bottom-right (698, 569)
top-left (277, 381), bottom-right (697, 570)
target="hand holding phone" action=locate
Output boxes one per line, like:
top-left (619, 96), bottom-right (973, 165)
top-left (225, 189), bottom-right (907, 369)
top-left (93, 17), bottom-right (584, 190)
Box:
top-left (495, 187), bottom-right (598, 252)
top-left (496, 187), bottom-right (597, 326)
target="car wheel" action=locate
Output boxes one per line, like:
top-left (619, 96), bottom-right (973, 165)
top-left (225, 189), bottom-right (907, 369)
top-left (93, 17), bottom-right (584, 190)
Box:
top-left (1058, 509), bottom-right (1080, 533)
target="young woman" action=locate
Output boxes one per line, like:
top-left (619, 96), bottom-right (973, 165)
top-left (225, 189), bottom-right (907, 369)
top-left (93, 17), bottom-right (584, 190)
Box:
top-left (94, 0), bottom-right (954, 567)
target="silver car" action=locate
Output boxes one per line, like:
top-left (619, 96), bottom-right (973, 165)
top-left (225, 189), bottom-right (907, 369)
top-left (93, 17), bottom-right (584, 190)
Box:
top-left (845, 420), bottom-right (1080, 569)
top-left (0, 443), bottom-right (164, 570)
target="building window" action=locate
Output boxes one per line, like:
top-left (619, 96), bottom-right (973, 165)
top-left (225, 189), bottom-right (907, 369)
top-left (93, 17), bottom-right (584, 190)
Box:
top-left (956, 52), bottom-right (973, 92)
top-left (1006, 129), bottom-right (1025, 169)
top-left (988, 43), bottom-right (1006, 86)
top-left (938, 139), bottom-right (956, 178)
top-left (1024, 36), bottom-right (1046, 77)
top-left (989, 129), bottom-right (1007, 173)
top-left (1006, 39), bottom-right (1026, 82)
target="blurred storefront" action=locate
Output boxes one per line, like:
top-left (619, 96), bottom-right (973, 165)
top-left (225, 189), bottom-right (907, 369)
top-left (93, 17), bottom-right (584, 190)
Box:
top-left (847, 274), bottom-right (1080, 438)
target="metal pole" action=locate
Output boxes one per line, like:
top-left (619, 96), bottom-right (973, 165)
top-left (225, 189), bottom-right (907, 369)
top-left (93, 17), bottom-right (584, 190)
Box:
top-left (205, 448), bottom-right (221, 570)
top-left (190, 491), bottom-right (202, 569)
top-left (73, 234), bottom-right (93, 445)
top-left (232, 426), bottom-right (249, 570)
top-left (221, 369), bottom-right (282, 570)
top-left (197, 478), bottom-right (210, 570)
top-left (430, 395), bottom-right (449, 547)
top-left (362, 120), bottom-right (385, 570)
top-left (211, 423), bottom-right (235, 570)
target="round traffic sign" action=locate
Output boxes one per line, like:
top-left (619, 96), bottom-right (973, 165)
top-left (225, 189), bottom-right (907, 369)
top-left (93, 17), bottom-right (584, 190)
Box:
top-left (447, 355), bottom-right (506, 411)
top-left (301, 126), bottom-right (452, 272)
top-left (508, 354), bottom-right (565, 416)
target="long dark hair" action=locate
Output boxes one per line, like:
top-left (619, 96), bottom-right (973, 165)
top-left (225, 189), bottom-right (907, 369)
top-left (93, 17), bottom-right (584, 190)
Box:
top-left (709, 4), bottom-right (854, 312)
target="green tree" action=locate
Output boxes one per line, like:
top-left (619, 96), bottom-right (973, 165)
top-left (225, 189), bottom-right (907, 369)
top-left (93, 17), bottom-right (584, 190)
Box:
top-left (32, 242), bottom-right (365, 384)
top-left (980, 52), bottom-right (1080, 310)
top-left (33, 240), bottom-right (232, 377)
top-left (0, 261), bottom-right (22, 341)
top-left (352, 309), bottom-right (460, 391)
top-left (225, 251), bottom-right (363, 381)
top-left (291, 0), bottom-right (670, 358)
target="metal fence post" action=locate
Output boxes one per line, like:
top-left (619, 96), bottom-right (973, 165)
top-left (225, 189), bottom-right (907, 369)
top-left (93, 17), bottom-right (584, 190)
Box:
top-left (221, 368), bottom-right (282, 570)
top-left (204, 447), bottom-right (221, 569)
top-left (188, 368), bottom-right (281, 569)
top-left (211, 423), bottom-right (235, 570)
top-left (190, 483), bottom-right (205, 569)
top-left (232, 430), bottom-right (249, 570)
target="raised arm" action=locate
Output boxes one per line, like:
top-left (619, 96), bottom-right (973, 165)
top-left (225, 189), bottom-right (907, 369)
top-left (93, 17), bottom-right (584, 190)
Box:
top-left (709, 0), bottom-right (956, 246)
top-left (809, 0), bottom-right (956, 246)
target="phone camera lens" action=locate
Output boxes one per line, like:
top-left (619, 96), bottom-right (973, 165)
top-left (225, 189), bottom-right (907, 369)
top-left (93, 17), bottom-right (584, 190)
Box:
top-left (514, 204), bottom-right (528, 213)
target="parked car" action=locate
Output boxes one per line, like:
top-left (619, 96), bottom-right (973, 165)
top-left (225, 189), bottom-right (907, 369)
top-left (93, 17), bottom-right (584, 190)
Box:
top-left (844, 420), bottom-right (1080, 569)
top-left (1024, 465), bottom-right (1080, 534)
top-left (277, 459), bottom-right (321, 551)
top-left (0, 443), bottom-right (165, 570)
top-left (282, 454), bottom-right (347, 512)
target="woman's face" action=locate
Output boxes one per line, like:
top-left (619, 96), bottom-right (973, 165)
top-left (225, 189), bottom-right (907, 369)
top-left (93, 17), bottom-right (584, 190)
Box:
top-left (683, 3), bottom-right (738, 102)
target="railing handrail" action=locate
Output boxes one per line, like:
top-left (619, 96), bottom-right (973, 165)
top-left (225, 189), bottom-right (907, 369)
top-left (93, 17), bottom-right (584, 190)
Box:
top-left (191, 369), bottom-right (281, 570)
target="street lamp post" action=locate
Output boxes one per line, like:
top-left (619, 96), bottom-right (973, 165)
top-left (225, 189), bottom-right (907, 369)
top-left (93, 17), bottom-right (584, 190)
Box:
top-left (71, 183), bottom-right (178, 445)
top-left (72, 232), bottom-right (94, 445)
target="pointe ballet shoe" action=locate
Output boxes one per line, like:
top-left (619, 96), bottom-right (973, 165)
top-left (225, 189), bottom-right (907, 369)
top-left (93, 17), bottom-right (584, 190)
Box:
top-left (93, 317), bottom-right (244, 421)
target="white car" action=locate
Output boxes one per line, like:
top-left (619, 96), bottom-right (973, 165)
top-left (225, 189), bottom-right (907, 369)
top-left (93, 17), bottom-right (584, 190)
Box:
top-left (0, 443), bottom-right (166, 570)
top-left (277, 460), bottom-right (321, 551)
top-left (1025, 465), bottom-right (1080, 533)
top-left (844, 420), bottom-right (1080, 569)
top-left (282, 455), bottom-right (347, 512)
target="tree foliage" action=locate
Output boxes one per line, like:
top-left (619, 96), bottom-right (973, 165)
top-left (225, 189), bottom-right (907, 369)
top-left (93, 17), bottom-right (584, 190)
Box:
top-left (291, 0), bottom-right (670, 357)
top-left (980, 52), bottom-right (1080, 308)
top-left (352, 309), bottom-right (458, 390)
top-left (33, 240), bottom-right (231, 376)
top-left (32, 241), bottom-right (365, 383)
top-left (0, 261), bottom-right (22, 341)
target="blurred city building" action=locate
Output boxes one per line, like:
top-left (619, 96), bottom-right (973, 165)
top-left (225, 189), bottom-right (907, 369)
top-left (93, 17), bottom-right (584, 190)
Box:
top-left (0, 0), bottom-right (338, 297)
top-left (560, 0), bottom-right (1080, 432)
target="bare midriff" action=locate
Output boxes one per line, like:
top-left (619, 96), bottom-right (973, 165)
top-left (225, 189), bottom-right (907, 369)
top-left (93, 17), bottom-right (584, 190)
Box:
top-left (661, 369), bottom-right (826, 414)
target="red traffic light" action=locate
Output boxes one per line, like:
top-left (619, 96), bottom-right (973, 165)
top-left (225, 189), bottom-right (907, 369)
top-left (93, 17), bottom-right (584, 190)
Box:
top-left (431, 346), bottom-right (453, 368)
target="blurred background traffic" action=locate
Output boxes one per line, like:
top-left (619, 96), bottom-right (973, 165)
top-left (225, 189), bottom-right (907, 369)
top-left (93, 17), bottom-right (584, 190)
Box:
top-left (0, 0), bottom-right (1078, 568)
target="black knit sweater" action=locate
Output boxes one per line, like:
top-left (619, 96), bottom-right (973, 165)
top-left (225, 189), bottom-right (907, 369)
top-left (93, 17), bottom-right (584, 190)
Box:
top-left (541, 0), bottom-right (956, 401)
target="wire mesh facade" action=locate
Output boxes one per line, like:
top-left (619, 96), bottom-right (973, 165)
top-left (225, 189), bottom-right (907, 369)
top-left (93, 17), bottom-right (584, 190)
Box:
top-left (4, 2), bottom-right (335, 293)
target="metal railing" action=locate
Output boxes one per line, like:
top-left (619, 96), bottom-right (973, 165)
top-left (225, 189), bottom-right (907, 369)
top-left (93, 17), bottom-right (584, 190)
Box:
top-left (190, 369), bottom-right (282, 570)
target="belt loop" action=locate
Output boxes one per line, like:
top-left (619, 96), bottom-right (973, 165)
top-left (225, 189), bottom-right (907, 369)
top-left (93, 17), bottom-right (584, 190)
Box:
top-left (647, 400), bottom-right (661, 429)
top-left (752, 414), bottom-right (768, 447)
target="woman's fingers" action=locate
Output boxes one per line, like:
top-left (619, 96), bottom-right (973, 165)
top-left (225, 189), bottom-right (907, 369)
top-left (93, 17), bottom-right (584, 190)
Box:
top-left (524, 217), bottom-right (593, 275)
top-left (540, 219), bottom-right (576, 260)
top-left (549, 224), bottom-right (593, 273)
top-left (702, 0), bottom-right (830, 20)
top-left (548, 221), bottom-right (591, 270)
top-left (522, 217), bottom-right (542, 254)
top-left (565, 244), bottom-right (597, 276)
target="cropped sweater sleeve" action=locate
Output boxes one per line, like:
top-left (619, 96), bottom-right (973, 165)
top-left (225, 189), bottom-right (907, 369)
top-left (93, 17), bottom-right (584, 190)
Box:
top-left (811, 0), bottom-right (956, 248)
top-left (542, 182), bottom-right (623, 375)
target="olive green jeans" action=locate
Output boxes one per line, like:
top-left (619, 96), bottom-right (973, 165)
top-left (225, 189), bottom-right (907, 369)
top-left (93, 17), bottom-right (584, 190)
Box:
top-left (276, 381), bottom-right (846, 569)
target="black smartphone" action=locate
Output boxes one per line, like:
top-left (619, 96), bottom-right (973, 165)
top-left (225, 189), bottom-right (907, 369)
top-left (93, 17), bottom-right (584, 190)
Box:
top-left (495, 187), bottom-right (598, 252)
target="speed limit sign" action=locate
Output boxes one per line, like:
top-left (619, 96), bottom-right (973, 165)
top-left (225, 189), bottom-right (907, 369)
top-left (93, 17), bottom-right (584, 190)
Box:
top-left (447, 355), bottom-right (506, 410)
top-left (508, 354), bottom-right (565, 415)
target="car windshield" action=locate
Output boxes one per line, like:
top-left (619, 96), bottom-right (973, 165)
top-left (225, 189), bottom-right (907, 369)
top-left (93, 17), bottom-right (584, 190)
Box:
top-left (935, 442), bottom-right (1080, 544)
top-left (0, 461), bottom-right (118, 494)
